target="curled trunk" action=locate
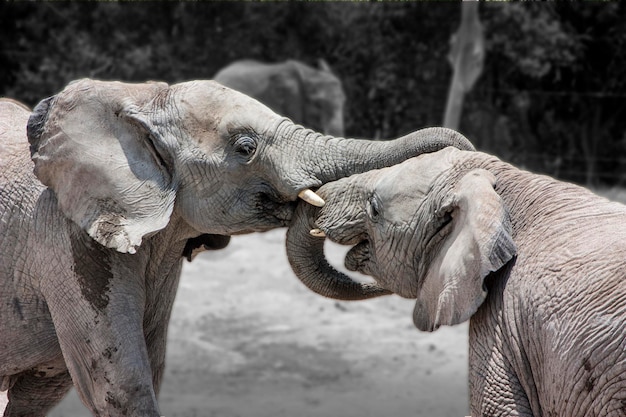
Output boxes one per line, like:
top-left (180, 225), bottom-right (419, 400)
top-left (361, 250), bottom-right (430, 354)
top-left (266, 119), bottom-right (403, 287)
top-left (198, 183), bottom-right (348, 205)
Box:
top-left (310, 126), bottom-right (475, 186)
top-left (275, 124), bottom-right (475, 198)
top-left (286, 199), bottom-right (391, 300)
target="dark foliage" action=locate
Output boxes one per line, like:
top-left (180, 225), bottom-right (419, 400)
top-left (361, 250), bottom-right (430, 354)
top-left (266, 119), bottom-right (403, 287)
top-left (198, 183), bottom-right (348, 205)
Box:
top-left (2, 2), bottom-right (625, 186)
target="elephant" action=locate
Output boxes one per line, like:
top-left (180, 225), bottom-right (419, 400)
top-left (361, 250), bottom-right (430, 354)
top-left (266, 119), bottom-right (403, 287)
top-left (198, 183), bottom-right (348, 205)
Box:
top-left (0, 78), bottom-right (474, 417)
top-left (214, 59), bottom-right (345, 136)
top-left (286, 147), bottom-right (626, 417)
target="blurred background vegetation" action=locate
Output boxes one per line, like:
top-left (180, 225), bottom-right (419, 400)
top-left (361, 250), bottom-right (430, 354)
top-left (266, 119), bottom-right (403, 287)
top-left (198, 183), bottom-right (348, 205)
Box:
top-left (2, 2), bottom-right (626, 187)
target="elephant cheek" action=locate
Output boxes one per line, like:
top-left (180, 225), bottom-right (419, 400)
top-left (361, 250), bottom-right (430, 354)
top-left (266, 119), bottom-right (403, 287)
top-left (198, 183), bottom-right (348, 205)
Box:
top-left (345, 241), bottom-right (372, 274)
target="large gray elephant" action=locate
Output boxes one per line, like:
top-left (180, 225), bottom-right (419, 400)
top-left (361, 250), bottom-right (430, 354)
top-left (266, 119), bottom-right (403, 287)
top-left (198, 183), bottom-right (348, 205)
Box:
top-left (214, 59), bottom-right (345, 136)
top-left (0, 78), bottom-right (474, 417)
top-left (286, 147), bottom-right (626, 417)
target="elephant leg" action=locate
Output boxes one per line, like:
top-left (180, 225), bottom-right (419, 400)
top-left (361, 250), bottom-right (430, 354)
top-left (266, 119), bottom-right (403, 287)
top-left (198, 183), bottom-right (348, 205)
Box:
top-left (50, 302), bottom-right (160, 417)
top-left (144, 325), bottom-right (168, 397)
top-left (143, 263), bottom-right (183, 396)
top-left (3, 370), bottom-right (73, 417)
top-left (469, 315), bottom-right (535, 417)
top-left (41, 262), bottom-right (162, 417)
top-left (49, 303), bottom-right (160, 417)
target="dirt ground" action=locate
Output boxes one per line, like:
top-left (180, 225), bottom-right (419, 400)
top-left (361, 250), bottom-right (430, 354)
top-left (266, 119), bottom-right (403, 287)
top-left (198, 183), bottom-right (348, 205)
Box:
top-left (44, 229), bottom-right (469, 417)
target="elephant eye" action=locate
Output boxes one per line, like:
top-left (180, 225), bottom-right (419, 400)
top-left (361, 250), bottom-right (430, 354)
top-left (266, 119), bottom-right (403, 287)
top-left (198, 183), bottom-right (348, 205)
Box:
top-left (234, 135), bottom-right (257, 161)
top-left (367, 195), bottom-right (382, 222)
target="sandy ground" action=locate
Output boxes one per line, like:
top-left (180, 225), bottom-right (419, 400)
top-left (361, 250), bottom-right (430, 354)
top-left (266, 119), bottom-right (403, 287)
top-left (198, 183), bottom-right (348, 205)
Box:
top-left (36, 229), bottom-right (470, 417)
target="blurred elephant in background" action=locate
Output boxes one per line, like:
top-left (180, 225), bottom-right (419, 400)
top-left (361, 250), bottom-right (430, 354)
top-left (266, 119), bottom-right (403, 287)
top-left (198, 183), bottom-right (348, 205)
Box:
top-left (0, 78), bottom-right (474, 417)
top-left (287, 147), bottom-right (626, 417)
top-left (215, 59), bottom-right (345, 136)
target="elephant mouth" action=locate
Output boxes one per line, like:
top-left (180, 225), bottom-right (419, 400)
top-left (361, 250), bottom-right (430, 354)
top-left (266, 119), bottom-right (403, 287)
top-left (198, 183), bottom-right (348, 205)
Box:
top-left (257, 192), bottom-right (298, 228)
top-left (344, 240), bottom-right (371, 274)
top-left (258, 184), bottom-right (326, 228)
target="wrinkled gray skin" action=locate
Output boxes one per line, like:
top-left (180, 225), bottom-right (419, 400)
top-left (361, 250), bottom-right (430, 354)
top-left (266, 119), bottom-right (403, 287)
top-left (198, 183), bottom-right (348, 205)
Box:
top-left (0, 79), bottom-right (474, 417)
top-left (215, 59), bottom-right (345, 136)
top-left (287, 147), bottom-right (626, 417)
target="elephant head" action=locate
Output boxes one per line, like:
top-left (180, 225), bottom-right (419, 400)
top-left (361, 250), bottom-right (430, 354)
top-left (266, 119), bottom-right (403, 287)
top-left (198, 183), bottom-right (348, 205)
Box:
top-left (214, 59), bottom-right (345, 136)
top-left (27, 79), bottom-right (475, 255)
top-left (286, 147), bottom-right (517, 331)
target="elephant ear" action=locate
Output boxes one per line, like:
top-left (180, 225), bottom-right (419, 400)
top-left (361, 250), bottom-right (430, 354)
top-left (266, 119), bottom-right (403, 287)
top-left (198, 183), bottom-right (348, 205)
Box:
top-left (317, 58), bottom-right (331, 72)
top-left (413, 169), bottom-right (517, 332)
top-left (27, 79), bottom-right (176, 254)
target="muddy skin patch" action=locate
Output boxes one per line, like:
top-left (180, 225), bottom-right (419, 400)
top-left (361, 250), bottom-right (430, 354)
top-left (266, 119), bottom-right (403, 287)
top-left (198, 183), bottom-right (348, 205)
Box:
top-left (105, 391), bottom-right (123, 411)
top-left (71, 232), bottom-right (113, 311)
top-left (102, 346), bottom-right (118, 363)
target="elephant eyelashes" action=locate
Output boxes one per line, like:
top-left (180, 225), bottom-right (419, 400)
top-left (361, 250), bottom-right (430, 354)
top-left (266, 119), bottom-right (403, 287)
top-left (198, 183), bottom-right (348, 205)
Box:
top-left (233, 135), bottom-right (257, 162)
top-left (367, 195), bottom-right (382, 222)
top-left (145, 133), bottom-right (168, 169)
top-left (435, 210), bottom-right (453, 235)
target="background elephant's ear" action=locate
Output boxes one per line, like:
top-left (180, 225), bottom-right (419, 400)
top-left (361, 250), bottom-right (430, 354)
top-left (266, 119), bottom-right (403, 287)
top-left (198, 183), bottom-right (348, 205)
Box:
top-left (27, 79), bottom-right (176, 254)
top-left (317, 58), bottom-right (331, 72)
top-left (413, 169), bottom-right (517, 332)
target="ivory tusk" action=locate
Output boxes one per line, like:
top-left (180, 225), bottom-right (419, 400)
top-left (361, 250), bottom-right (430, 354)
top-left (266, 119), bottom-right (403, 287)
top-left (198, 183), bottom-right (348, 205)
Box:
top-left (309, 228), bottom-right (326, 238)
top-left (298, 189), bottom-right (325, 207)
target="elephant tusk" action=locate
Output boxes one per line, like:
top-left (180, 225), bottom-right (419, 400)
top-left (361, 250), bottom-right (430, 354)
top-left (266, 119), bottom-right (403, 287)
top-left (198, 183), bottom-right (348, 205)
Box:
top-left (309, 228), bottom-right (326, 238)
top-left (298, 189), bottom-right (325, 207)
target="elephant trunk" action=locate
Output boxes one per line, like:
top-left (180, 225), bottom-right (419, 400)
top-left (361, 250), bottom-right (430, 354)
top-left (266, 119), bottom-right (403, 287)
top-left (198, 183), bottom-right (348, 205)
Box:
top-left (286, 201), bottom-right (391, 300)
top-left (278, 124), bottom-right (475, 205)
top-left (311, 126), bottom-right (474, 186)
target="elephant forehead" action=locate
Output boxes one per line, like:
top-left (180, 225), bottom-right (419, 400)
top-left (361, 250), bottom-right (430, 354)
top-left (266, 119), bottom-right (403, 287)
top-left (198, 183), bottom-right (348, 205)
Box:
top-left (173, 81), bottom-right (280, 134)
top-left (375, 151), bottom-right (457, 201)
